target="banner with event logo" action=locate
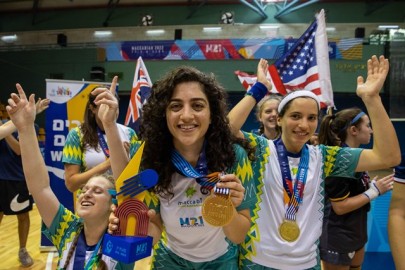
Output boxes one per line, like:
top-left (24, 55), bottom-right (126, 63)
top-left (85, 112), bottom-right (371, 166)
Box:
top-left (42, 79), bottom-right (114, 249)
top-left (100, 38), bottom-right (362, 61)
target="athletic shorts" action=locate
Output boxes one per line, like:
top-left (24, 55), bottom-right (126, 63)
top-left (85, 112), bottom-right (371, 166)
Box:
top-left (320, 248), bottom-right (357, 266)
top-left (0, 180), bottom-right (33, 215)
top-left (151, 240), bottom-right (239, 270)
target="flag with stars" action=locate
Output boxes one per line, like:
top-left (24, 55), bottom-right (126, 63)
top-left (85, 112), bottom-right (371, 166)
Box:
top-left (125, 57), bottom-right (152, 133)
top-left (235, 9), bottom-right (333, 109)
top-left (269, 9), bottom-right (333, 108)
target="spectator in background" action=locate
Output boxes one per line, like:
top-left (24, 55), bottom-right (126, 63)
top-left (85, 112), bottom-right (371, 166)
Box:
top-left (62, 91), bottom-right (137, 193)
top-left (318, 107), bottom-right (394, 270)
top-left (252, 94), bottom-right (283, 140)
top-left (0, 96), bottom-right (49, 267)
top-left (389, 153), bottom-right (405, 270)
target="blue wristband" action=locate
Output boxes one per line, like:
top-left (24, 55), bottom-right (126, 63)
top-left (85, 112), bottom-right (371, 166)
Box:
top-left (246, 82), bottom-right (268, 103)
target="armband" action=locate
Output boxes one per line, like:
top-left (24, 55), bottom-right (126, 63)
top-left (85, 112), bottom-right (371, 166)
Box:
top-left (245, 82), bottom-right (268, 103)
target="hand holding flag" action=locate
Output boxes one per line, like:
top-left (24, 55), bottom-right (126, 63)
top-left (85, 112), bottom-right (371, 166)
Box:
top-left (236, 9), bottom-right (334, 109)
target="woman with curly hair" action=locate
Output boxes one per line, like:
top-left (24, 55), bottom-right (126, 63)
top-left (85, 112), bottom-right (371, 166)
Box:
top-left (93, 66), bottom-right (255, 269)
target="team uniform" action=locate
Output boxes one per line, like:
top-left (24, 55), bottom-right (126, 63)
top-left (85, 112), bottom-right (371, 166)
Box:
top-left (42, 204), bottom-right (134, 270)
top-left (320, 172), bottom-right (370, 265)
top-left (0, 129), bottom-right (33, 215)
top-left (239, 132), bottom-right (363, 270)
top-left (62, 124), bottom-right (138, 173)
top-left (141, 143), bottom-right (256, 270)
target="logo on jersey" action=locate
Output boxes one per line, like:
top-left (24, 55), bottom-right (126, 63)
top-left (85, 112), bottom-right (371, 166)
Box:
top-left (179, 216), bottom-right (204, 227)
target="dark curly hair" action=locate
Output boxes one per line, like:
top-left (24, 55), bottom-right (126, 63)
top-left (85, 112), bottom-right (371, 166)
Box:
top-left (318, 107), bottom-right (365, 146)
top-left (139, 66), bottom-right (253, 198)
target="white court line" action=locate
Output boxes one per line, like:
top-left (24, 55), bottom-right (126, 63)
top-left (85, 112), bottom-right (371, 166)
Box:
top-left (45, 252), bottom-right (56, 270)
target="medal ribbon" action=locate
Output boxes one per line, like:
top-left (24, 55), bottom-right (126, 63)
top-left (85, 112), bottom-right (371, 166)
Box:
top-left (276, 139), bottom-right (309, 221)
top-left (97, 126), bottom-right (110, 158)
top-left (171, 143), bottom-right (220, 191)
top-left (73, 229), bottom-right (103, 270)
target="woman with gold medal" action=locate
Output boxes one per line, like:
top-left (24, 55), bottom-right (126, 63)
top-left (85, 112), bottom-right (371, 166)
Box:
top-left (228, 55), bottom-right (400, 270)
top-left (94, 67), bottom-right (256, 270)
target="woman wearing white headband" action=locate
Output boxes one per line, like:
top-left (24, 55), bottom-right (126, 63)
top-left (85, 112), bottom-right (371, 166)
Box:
top-left (228, 56), bottom-right (400, 270)
top-left (318, 107), bottom-right (394, 270)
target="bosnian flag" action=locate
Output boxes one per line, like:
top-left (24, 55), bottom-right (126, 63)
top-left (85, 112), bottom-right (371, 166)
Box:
top-left (124, 57), bottom-right (152, 133)
top-left (235, 9), bottom-right (333, 109)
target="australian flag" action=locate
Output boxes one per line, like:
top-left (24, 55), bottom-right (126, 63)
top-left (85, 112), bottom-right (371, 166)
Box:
top-left (269, 9), bottom-right (333, 108)
top-left (124, 57), bottom-right (152, 133)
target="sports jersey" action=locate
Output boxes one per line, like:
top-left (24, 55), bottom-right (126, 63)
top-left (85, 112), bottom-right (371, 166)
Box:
top-left (142, 143), bottom-right (255, 265)
top-left (239, 132), bottom-right (363, 270)
top-left (62, 124), bottom-right (138, 172)
top-left (42, 204), bottom-right (134, 270)
top-left (320, 172), bottom-right (370, 253)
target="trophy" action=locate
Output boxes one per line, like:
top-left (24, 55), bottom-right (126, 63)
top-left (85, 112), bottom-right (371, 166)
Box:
top-left (102, 142), bottom-right (158, 263)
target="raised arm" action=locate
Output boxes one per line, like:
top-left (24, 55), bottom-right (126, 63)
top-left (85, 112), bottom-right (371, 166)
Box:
top-left (6, 84), bottom-right (59, 228)
top-left (0, 120), bottom-right (17, 140)
top-left (228, 58), bottom-right (272, 138)
top-left (64, 160), bottom-right (110, 192)
top-left (0, 97), bottom-right (49, 140)
top-left (355, 55), bottom-right (401, 171)
top-left (92, 76), bottom-right (129, 180)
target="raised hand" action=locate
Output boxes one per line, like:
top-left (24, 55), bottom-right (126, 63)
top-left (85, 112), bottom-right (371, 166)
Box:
top-left (257, 58), bottom-right (272, 91)
top-left (356, 55), bottom-right (389, 99)
top-left (92, 76), bottom-right (119, 126)
top-left (6, 83), bottom-right (36, 130)
top-left (35, 98), bottom-right (50, 114)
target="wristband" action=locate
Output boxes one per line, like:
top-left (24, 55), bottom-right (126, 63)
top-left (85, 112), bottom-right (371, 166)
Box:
top-left (245, 82), bottom-right (268, 103)
top-left (363, 180), bottom-right (380, 201)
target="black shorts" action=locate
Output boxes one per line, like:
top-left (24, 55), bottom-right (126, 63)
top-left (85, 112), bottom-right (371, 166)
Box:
top-left (0, 180), bottom-right (33, 215)
top-left (320, 248), bottom-right (358, 266)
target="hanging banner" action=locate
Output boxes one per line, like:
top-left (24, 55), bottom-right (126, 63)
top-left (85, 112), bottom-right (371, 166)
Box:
top-left (100, 38), bottom-right (360, 61)
top-left (42, 79), bottom-right (115, 249)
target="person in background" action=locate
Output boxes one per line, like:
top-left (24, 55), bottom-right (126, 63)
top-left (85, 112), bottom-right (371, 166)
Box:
top-left (227, 56), bottom-right (400, 270)
top-left (389, 153), bottom-right (405, 270)
top-left (252, 94), bottom-right (283, 140)
top-left (97, 67), bottom-right (255, 269)
top-left (6, 83), bottom-right (134, 269)
top-left (318, 107), bottom-right (394, 270)
top-left (62, 91), bottom-right (137, 192)
top-left (0, 97), bottom-right (49, 267)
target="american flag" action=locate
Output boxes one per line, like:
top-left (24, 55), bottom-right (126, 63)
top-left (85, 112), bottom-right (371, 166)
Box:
top-left (236, 9), bottom-right (333, 109)
top-left (124, 57), bottom-right (152, 133)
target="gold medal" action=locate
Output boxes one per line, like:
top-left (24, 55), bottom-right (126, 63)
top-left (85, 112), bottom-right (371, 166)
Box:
top-left (279, 220), bottom-right (300, 242)
top-left (202, 188), bottom-right (235, 227)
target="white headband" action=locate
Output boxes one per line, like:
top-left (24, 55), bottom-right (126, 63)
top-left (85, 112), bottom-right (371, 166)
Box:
top-left (278, 90), bottom-right (321, 113)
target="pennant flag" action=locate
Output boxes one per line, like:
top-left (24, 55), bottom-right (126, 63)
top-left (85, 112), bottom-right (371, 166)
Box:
top-left (236, 9), bottom-right (334, 109)
top-left (125, 57), bottom-right (152, 133)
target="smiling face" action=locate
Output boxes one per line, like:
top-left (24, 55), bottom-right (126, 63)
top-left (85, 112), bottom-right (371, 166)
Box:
top-left (259, 98), bottom-right (280, 132)
top-left (166, 81), bottom-right (211, 155)
top-left (278, 97), bottom-right (319, 153)
top-left (75, 175), bottom-right (113, 221)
